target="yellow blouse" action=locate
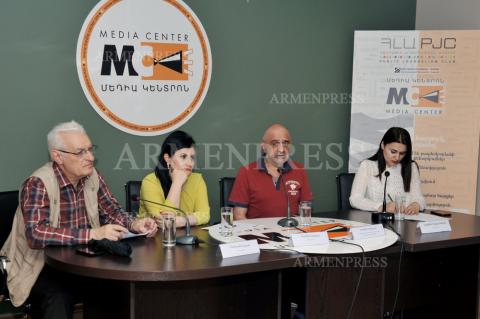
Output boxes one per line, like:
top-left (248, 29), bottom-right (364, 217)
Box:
top-left (138, 172), bottom-right (210, 225)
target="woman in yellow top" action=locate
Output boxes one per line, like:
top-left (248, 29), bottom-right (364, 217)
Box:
top-left (138, 130), bottom-right (210, 227)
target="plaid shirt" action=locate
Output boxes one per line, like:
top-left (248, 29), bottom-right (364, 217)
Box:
top-left (21, 163), bottom-right (133, 248)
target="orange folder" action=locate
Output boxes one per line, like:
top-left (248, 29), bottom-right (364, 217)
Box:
top-left (301, 223), bottom-right (351, 239)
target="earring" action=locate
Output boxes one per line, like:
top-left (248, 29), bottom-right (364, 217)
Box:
top-left (167, 162), bottom-right (171, 169)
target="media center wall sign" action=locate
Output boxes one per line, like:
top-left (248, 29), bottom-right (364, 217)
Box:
top-left (77, 0), bottom-right (212, 136)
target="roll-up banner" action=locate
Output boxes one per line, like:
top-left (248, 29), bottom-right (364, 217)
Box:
top-left (350, 30), bottom-right (480, 214)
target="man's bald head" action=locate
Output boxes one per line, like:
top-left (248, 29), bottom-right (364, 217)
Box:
top-left (262, 124), bottom-right (291, 143)
top-left (261, 124), bottom-right (291, 168)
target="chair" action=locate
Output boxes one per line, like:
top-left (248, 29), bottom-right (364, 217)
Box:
top-left (0, 190), bottom-right (29, 318)
top-left (0, 191), bottom-right (19, 249)
top-left (336, 173), bottom-right (355, 211)
top-left (218, 177), bottom-right (236, 208)
top-left (124, 181), bottom-right (142, 215)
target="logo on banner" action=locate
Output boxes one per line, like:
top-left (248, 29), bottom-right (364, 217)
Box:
top-left (386, 86), bottom-right (445, 107)
top-left (380, 37), bottom-right (456, 50)
top-left (77, 0), bottom-right (212, 136)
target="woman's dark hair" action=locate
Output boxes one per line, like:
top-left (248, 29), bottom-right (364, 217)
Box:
top-left (368, 127), bottom-right (416, 192)
top-left (154, 130), bottom-right (195, 196)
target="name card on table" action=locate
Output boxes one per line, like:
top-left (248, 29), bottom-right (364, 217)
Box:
top-left (351, 224), bottom-right (385, 240)
top-left (219, 240), bottom-right (260, 258)
top-left (419, 220), bottom-right (452, 234)
top-left (289, 232), bottom-right (329, 247)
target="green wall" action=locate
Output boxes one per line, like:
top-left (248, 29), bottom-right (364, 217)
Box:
top-left (0, 0), bottom-right (416, 223)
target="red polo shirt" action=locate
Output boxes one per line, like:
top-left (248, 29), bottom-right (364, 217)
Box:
top-left (228, 159), bottom-right (313, 219)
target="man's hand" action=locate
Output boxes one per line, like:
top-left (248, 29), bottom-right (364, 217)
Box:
top-left (131, 218), bottom-right (158, 237)
top-left (90, 224), bottom-right (128, 241)
top-left (233, 207), bottom-right (248, 220)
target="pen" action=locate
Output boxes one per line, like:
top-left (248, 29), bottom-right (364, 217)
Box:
top-left (387, 194), bottom-right (393, 202)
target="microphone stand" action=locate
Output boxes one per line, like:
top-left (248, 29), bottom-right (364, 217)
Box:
top-left (138, 197), bottom-right (200, 245)
top-left (277, 169), bottom-right (299, 227)
top-left (372, 171), bottom-right (394, 223)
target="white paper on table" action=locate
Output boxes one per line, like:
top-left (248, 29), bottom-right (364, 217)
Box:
top-left (404, 213), bottom-right (448, 222)
top-left (121, 231), bottom-right (148, 239)
top-left (203, 222), bottom-right (268, 233)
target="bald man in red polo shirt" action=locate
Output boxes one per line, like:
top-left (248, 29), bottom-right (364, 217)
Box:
top-left (229, 124), bottom-right (313, 220)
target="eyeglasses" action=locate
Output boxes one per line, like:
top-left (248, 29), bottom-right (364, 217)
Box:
top-left (57, 145), bottom-right (97, 157)
top-left (268, 140), bottom-right (290, 148)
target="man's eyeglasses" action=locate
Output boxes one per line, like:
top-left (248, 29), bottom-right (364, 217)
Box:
top-left (268, 140), bottom-right (290, 148)
top-left (57, 145), bottom-right (97, 157)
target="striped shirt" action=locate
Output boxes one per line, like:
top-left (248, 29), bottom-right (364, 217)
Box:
top-left (21, 163), bottom-right (133, 248)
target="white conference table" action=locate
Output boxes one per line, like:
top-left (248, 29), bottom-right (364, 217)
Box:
top-left (208, 216), bottom-right (399, 254)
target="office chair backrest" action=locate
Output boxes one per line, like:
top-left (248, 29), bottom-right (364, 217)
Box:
top-left (336, 173), bottom-right (355, 211)
top-left (0, 190), bottom-right (19, 248)
top-left (0, 190), bottom-right (30, 317)
top-left (219, 177), bottom-right (236, 208)
top-left (125, 181), bottom-right (142, 215)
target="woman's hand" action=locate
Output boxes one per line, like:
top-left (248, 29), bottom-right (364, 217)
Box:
top-left (170, 167), bottom-right (191, 186)
top-left (175, 215), bottom-right (198, 228)
top-left (378, 202), bottom-right (396, 213)
top-left (386, 201), bottom-right (396, 213)
top-left (175, 215), bottom-right (187, 228)
top-left (405, 202), bottom-right (420, 215)
top-left (155, 212), bottom-right (195, 229)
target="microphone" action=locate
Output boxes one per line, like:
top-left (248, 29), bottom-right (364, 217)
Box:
top-left (134, 196), bottom-right (200, 245)
top-left (382, 171), bottom-right (390, 213)
top-left (372, 171), bottom-right (394, 223)
top-left (277, 168), bottom-right (299, 227)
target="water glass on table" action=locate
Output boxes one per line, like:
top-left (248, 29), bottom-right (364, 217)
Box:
top-left (220, 207), bottom-right (234, 236)
top-left (298, 201), bottom-right (312, 226)
top-left (395, 194), bottom-right (406, 221)
top-left (162, 212), bottom-right (176, 247)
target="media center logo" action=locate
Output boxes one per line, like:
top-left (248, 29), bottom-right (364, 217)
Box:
top-left (77, 0), bottom-right (212, 136)
top-left (386, 86), bottom-right (445, 107)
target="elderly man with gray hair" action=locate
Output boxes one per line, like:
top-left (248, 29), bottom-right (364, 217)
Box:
top-left (1, 120), bottom-right (157, 319)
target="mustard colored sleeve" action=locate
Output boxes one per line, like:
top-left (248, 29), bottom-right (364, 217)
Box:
top-left (138, 173), bottom-right (177, 218)
top-left (191, 174), bottom-right (210, 225)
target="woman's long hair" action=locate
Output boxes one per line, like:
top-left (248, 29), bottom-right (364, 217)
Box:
top-left (368, 127), bottom-right (415, 192)
top-left (154, 131), bottom-right (195, 196)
